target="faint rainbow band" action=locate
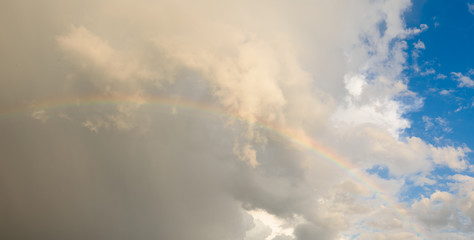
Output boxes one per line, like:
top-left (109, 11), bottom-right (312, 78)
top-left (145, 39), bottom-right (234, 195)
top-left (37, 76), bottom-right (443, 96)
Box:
top-left (0, 94), bottom-right (427, 239)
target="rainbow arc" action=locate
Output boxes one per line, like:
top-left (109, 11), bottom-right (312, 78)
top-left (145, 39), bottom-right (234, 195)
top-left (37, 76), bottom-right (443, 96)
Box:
top-left (0, 94), bottom-right (427, 239)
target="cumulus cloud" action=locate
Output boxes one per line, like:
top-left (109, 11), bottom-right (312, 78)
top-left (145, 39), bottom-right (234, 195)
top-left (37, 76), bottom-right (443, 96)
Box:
top-left (431, 146), bottom-right (471, 171)
top-left (410, 175), bottom-right (474, 235)
top-left (332, 74), bottom-right (412, 138)
top-left (412, 191), bottom-right (457, 228)
top-left (1, 0), bottom-right (473, 240)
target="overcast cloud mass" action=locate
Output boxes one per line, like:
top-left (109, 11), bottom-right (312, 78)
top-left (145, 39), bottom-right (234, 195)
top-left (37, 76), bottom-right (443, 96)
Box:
top-left (1, 1), bottom-right (473, 239)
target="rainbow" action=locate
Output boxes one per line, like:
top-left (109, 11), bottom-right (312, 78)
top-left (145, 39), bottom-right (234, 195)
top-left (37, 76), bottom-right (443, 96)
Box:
top-left (0, 94), bottom-right (427, 239)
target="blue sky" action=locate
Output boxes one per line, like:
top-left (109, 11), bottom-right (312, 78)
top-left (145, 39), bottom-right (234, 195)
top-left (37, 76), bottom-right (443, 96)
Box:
top-left (404, 0), bottom-right (474, 147)
top-left (358, 2), bottom-right (474, 222)
top-left (342, 1), bottom-right (474, 212)
top-left (396, 1), bottom-right (474, 203)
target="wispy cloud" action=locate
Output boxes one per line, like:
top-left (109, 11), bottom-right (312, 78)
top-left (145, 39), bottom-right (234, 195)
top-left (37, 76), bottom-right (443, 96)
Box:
top-left (439, 89), bottom-right (453, 95)
top-left (31, 110), bottom-right (49, 123)
top-left (451, 71), bottom-right (474, 88)
top-left (468, 3), bottom-right (474, 15)
top-left (436, 73), bottom-right (447, 79)
top-left (414, 39), bottom-right (426, 50)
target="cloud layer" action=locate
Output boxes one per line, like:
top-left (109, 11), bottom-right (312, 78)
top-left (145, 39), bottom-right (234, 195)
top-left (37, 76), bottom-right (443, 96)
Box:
top-left (0, 0), bottom-right (472, 239)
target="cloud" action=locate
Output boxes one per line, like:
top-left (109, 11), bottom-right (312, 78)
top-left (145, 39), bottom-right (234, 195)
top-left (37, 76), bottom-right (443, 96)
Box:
top-left (439, 89), bottom-right (453, 95)
top-left (451, 72), bottom-right (474, 88)
top-left (82, 118), bottom-right (110, 133)
top-left (414, 40), bottom-right (426, 50)
top-left (468, 3), bottom-right (474, 15)
top-left (2, 0), bottom-right (474, 240)
top-left (422, 116), bottom-right (452, 134)
top-left (423, 116), bottom-right (434, 130)
top-left (57, 25), bottom-right (159, 92)
top-left (412, 191), bottom-right (457, 228)
top-left (420, 67), bottom-right (436, 76)
top-left (431, 146), bottom-right (470, 171)
top-left (436, 73), bottom-right (448, 79)
top-left (411, 39), bottom-right (434, 76)
top-left (31, 110), bottom-right (49, 123)
top-left (410, 175), bottom-right (474, 235)
top-left (244, 218), bottom-right (272, 240)
top-left (344, 74), bottom-right (367, 97)
top-left (435, 117), bottom-right (452, 133)
top-left (332, 74), bottom-right (416, 138)
top-left (246, 209), bottom-right (297, 240)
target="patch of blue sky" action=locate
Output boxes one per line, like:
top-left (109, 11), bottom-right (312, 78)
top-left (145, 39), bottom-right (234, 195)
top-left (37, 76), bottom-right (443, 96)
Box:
top-left (366, 164), bottom-right (392, 179)
top-left (377, 18), bottom-right (388, 37)
top-left (401, 0), bottom-right (474, 151)
top-left (368, 0), bottom-right (474, 218)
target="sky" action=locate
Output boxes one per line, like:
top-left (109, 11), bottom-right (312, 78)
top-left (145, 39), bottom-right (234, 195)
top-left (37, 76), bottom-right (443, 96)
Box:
top-left (1, 0), bottom-right (474, 239)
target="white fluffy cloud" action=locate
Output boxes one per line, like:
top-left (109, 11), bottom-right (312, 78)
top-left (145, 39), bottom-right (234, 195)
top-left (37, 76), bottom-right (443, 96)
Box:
top-left (410, 174), bottom-right (474, 236)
